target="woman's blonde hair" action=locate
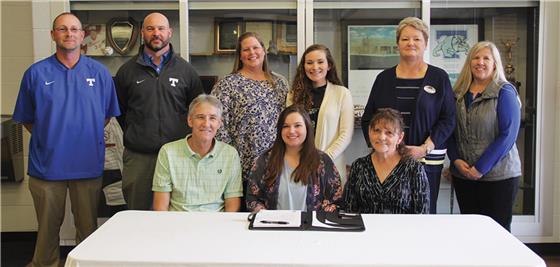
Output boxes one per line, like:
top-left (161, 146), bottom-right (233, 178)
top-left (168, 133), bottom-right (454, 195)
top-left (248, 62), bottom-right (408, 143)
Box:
top-left (453, 41), bottom-right (507, 96)
top-left (396, 17), bottom-right (429, 44)
top-left (231, 32), bottom-right (275, 86)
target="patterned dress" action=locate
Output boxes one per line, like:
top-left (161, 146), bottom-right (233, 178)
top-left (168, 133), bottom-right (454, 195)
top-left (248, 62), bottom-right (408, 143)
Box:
top-left (246, 150), bottom-right (343, 212)
top-left (212, 72), bottom-right (288, 180)
top-left (343, 154), bottom-right (430, 214)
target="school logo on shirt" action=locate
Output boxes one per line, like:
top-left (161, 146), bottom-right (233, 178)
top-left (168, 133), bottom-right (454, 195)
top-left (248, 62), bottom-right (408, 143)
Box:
top-left (169, 78), bottom-right (179, 87)
top-left (86, 78), bottom-right (96, 87)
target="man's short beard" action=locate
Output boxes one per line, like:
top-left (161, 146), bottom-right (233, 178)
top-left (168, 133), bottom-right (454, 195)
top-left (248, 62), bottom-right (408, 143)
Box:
top-left (144, 39), bottom-right (168, 52)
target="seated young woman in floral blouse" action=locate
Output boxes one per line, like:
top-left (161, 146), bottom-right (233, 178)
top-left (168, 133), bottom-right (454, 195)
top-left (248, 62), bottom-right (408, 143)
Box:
top-left (246, 105), bottom-right (342, 212)
top-left (344, 108), bottom-right (430, 214)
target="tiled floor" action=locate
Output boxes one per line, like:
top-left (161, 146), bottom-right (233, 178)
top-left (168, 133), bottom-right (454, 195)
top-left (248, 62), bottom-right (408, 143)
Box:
top-left (545, 256), bottom-right (560, 267)
top-left (1, 232), bottom-right (558, 267)
top-left (0, 233), bottom-right (70, 267)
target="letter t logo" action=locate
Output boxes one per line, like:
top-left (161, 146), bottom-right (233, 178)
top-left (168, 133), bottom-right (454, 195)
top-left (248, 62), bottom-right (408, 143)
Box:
top-left (169, 78), bottom-right (179, 87)
top-left (86, 78), bottom-right (95, 87)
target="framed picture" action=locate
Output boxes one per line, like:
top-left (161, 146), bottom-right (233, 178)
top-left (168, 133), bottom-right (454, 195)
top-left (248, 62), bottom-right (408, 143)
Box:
top-left (276, 21), bottom-right (297, 54)
top-left (215, 18), bottom-right (242, 54)
top-left (430, 19), bottom-right (483, 85)
top-left (244, 20), bottom-right (274, 53)
top-left (341, 20), bottom-right (400, 106)
top-left (81, 24), bottom-right (107, 56)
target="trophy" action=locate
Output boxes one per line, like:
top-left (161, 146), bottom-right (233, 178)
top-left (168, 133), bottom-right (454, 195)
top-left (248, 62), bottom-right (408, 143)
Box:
top-left (501, 38), bottom-right (522, 89)
top-left (107, 17), bottom-right (139, 55)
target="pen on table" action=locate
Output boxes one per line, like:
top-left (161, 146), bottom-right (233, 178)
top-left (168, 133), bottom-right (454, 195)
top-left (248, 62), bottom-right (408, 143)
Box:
top-left (338, 212), bottom-right (359, 218)
top-left (259, 220), bottom-right (289, 225)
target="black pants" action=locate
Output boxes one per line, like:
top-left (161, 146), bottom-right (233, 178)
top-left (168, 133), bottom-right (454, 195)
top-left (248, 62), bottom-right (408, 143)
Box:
top-left (452, 176), bottom-right (519, 232)
top-left (425, 165), bottom-right (443, 214)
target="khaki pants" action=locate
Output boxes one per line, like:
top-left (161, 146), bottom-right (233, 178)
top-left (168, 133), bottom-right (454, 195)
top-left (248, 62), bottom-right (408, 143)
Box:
top-left (29, 176), bottom-right (102, 267)
top-left (121, 148), bottom-right (158, 210)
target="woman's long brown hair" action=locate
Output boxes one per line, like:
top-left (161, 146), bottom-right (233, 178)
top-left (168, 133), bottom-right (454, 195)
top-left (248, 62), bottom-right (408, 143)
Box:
top-left (263, 105), bottom-right (321, 187)
top-left (290, 44), bottom-right (343, 110)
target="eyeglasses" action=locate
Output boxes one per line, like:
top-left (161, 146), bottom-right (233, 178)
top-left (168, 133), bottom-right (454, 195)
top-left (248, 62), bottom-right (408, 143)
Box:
top-left (144, 26), bottom-right (169, 33)
top-left (54, 27), bottom-right (82, 34)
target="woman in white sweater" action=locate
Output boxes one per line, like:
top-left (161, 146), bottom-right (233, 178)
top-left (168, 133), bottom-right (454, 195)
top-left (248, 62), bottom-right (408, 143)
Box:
top-left (287, 44), bottom-right (354, 184)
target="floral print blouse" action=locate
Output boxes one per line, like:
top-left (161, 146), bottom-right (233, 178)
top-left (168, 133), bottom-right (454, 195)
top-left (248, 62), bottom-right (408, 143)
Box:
top-left (246, 150), bottom-right (343, 212)
top-left (212, 72), bottom-right (288, 180)
top-left (343, 154), bottom-right (430, 214)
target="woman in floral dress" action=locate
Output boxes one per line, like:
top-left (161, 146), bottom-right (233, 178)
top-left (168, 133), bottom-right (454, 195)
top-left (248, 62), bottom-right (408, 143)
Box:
top-left (212, 32), bottom-right (288, 185)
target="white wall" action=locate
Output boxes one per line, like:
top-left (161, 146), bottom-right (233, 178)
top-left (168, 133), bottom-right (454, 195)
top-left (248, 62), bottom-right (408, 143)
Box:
top-left (537, 0), bottom-right (558, 242)
top-left (1, 1), bottom-right (34, 115)
top-left (1, 0), bottom-right (37, 232)
top-left (1, 0), bottom-right (67, 232)
top-left (551, 2), bottom-right (560, 242)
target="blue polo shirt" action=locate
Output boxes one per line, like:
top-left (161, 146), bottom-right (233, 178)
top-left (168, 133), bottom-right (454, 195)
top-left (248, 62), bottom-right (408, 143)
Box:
top-left (13, 54), bottom-right (121, 180)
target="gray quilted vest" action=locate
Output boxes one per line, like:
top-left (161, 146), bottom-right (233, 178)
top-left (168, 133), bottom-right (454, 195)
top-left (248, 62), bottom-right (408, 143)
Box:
top-left (454, 80), bottom-right (522, 181)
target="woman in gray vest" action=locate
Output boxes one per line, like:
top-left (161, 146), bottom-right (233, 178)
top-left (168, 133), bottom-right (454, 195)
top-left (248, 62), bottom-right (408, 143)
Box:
top-left (447, 41), bottom-right (522, 231)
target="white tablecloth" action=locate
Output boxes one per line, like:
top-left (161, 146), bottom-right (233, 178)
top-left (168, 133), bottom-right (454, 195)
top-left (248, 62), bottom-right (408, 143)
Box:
top-left (65, 210), bottom-right (545, 267)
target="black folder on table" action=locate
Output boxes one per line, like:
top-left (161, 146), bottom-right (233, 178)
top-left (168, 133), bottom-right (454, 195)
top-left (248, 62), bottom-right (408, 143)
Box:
top-left (248, 210), bottom-right (365, 232)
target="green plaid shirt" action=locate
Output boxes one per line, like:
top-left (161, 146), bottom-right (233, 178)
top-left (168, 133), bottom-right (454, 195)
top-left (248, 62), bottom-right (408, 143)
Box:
top-left (152, 135), bottom-right (243, 211)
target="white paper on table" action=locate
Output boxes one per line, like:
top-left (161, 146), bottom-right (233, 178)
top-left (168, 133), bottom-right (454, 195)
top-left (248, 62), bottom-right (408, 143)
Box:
top-left (253, 210), bottom-right (301, 228)
top-left (311, 211), bottom-right (354, 229)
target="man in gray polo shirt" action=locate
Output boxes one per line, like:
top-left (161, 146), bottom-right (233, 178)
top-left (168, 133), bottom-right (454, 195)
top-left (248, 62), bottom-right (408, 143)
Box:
top-left (152, 94), bottom-right (242, 211)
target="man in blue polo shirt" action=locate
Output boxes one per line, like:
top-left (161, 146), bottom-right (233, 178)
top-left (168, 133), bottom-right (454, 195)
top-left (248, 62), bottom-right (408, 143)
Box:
top-left (13, 12), bottom-right (120, 267)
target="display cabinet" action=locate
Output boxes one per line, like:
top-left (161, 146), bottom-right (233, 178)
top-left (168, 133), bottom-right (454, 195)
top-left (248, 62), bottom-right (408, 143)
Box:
top-left (70, 0), bottom-right (540, 216)
top-left (55, 0), bottom-right (555, 240)
top-left (312, 1), bottom-right (421, 106)
top-left (307, 1), bottom-right (540, 218)
top-left (71, 1), bottom-right (181, 76)
top-left (430, 3), bottom-right (540, 217)
top-left (71, 0), bottom-right (300, 84)
top-left (187, 4), bottom-right (299, 86)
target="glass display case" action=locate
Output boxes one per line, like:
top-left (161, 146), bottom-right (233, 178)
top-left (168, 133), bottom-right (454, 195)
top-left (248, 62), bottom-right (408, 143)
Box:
top-left (310, 1), bottom-right (539, 217)
top-left (188, 7), bottom-right (299, 87)
top-left (313, 1), bottom-right (421, 106)
top-left (72, 6), bottom-right (181, 75)
top-left (66, 0), bottom-right (549, 231)
top-left (430, 4), bottom-right (539, 216)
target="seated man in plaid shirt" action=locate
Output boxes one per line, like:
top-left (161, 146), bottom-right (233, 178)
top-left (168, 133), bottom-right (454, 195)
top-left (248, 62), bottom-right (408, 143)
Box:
top-left (152, 94), bottom-right (242, 212)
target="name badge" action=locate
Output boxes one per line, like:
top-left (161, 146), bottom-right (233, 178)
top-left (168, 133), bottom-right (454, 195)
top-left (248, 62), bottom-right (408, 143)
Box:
top-left (424, 85), bottom-right (436, 94)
